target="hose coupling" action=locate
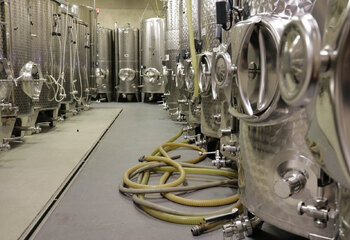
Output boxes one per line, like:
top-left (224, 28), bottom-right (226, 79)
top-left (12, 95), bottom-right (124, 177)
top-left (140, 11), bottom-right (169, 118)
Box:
top-left (223, 216), bottom-right (253, 240)
top-left (191, 223), bottom-right (208, 236)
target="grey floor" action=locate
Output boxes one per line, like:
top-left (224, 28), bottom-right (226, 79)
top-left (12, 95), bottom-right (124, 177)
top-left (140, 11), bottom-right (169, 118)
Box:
top-left (32, 103), bottom-right (306, 240)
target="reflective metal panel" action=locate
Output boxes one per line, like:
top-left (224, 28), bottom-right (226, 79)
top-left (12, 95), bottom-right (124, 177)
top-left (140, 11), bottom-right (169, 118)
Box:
top-left (96, 25), bottom-right (113, 101)
top-left (140, 18), bottom-right (166, 94)
top-left (118, 25), bottom-right (139, 94)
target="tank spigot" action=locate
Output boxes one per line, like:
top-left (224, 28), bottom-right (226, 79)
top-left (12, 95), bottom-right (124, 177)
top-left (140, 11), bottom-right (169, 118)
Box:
top-left (297, 201), bottom-right (330, 228)
top-left (222, 216), bottom-right (254, 240)
top-left (0, 141), bottom-right (11, 151)
top-left (221, 144), bottom-right (239, 154)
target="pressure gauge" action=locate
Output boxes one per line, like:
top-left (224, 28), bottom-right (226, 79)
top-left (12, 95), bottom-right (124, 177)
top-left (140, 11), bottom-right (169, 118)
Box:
top-left (278, 14), bottom-right (321, 106)
top-left (198, 53), bottom-right (213, 95)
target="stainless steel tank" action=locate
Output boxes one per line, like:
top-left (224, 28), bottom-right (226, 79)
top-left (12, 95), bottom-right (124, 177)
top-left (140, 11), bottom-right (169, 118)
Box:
top-left (30, 0), bottom-right (61, 126)
top-left (96, 25), bottom-right (113, 102)
top-left (223, 1), bottom-right (342, 239)
top-left (58, 4), bottom-right (77, 115)
top-left (175, 0), bottom-right (199, 120)
top-left (6, 0), bottom-right (44, 137)
top-left (164, 0), bottom-right (180, 115)
top-left (116, 24), bottom-right (139, 101)
top-left (276, 1), bottom-right (350, 238)
top-left (140, 17), bottom-right (166, 101)
top-left (0, 2), bottom-right (18, 149)
top-left (198, 0), bottom-right (223, 139)
top-left (89, 7), bottom-right (98, 98)
top-left (76, 5), bottom-right (92, 108)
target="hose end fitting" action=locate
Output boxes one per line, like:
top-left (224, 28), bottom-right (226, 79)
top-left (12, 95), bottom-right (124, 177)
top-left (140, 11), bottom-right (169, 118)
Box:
top-left (138, 156), bottom-right (146, 162)
top-left (191, 224), bottom-right (206, 236)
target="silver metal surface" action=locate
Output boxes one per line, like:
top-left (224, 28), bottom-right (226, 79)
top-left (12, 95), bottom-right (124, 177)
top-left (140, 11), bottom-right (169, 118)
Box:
top-left (244, 0), bottom-right (315, 17)
top-left (200, 0), bottom-right (220, 51)
top-left (140, 17), bottom-right (166, 94)
top-left (179, 0), bottom-right (199, 53)
top-left (239, 108), bottom-right (338, 239)
top-left (96, 25), bottom-right (113, 102)
top-left (117, 25), bottom-right (139, 95)
top-left (30, 0), bottom-right (60, 110)
top-left (165, 0), bottom-right (180, 110)
top-left (89, 7), bottom-right (98, 98)
top-left (305, 1), bottom-right (350, 190)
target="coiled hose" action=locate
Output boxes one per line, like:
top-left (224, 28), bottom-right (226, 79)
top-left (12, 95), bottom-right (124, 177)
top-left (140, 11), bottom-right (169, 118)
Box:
top-left (120, 128), bottom-right (241, 230)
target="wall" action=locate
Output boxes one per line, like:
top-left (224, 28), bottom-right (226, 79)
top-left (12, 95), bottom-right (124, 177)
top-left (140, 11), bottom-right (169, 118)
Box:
top-left (67, 0), bottom-right (164, 29)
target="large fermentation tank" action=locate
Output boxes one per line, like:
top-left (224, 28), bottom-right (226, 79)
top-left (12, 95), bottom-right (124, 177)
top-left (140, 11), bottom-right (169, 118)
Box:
top-left (59, 4), bottom-right (76, 114)
top-left (75, 5), bottom-right (91, 108)
top-left (164, 0), bottom-right (180, 114)
top-left (0, 1), bottom-right (18, 149)
top-left (89, 7), bottom-right (98, 98)
top-left (223, 1), bottom-right (343, 239)
top-left (140, 17), bottom-right (166, 101)
top-left (116, 25), bottom-right (139, 101)
top-left (96, 25), bottom-right (113, 102)
top-left (198, 0), bottom-right (223, 139)
top-left (30, 0), bottom-right (61, 125)
top-left (174, 0), bottom-right (200, 121)
top-left (6, 0), bottom-right (44, 137)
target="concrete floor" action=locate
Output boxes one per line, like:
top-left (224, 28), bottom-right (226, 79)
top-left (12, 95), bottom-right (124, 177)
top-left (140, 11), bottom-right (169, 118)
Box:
top-left (30, 103), bottom-right (305, 240)
top-left (0, 106), bottom-right (121, 240)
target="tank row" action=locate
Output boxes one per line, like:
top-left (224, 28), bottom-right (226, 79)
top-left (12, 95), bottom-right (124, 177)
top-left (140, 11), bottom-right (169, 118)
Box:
top-left (159, 0), bottom-right (350, 239)
top-left (0, 0), bottom-right (99, 150)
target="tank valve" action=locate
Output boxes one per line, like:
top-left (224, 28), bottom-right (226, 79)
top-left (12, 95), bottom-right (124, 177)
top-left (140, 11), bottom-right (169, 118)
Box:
top-left (223, 216), bottom-right (253, 240)
top-left (221, 144), bottom-right (239, 154)
top-left (0, 141), bottom-right (11, 151)
top-left (297, 201), bottom-right (330, 228)
top-left (274, 170), bottom-right (307, 199)
top-left (212, 114), bottom-right (222, 123)
top-left (31, 126), bottom-right (42, 134)
top-left (178, 99), bottom-right (188, 105)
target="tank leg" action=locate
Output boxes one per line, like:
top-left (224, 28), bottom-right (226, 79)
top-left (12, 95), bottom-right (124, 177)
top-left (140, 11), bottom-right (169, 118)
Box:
top-left (142, 93), bottom-right (146, 103)
top-left (106, 92), bottom-right (113, 102)
top-left (116, 91), bottom-right (119, 102)
top-left (135, 93), bottom-right (140, 102)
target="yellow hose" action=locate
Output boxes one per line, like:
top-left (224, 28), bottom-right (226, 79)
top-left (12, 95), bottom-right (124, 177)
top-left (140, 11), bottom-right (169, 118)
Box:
top-left (138, 172), bottom-right (242, 225)
top-left (122, 128), bottom-right (240, 225)
top-left (123, 156), bottom-right (186, 189)
top-left (186, 0), bottom-right (199, 97)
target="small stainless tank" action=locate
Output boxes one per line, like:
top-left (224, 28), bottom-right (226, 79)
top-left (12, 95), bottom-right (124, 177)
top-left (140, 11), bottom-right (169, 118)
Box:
top-left (140, 17), bottom-right (166, 101)
top-left (116, 24), bottom-right (139, 101)
top-left (96, 25), bottom-right (113, 102)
